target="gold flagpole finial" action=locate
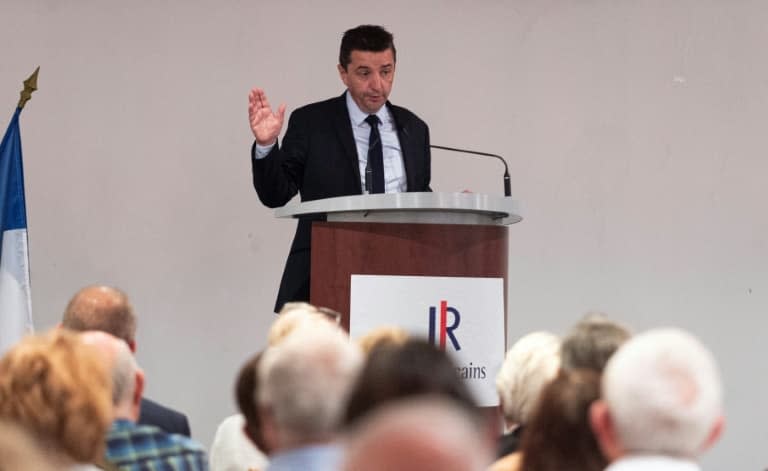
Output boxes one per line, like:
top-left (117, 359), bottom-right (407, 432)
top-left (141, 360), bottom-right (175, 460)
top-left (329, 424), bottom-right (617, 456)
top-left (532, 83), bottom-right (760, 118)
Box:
top-left (17, 67), bottom-right (40, 110)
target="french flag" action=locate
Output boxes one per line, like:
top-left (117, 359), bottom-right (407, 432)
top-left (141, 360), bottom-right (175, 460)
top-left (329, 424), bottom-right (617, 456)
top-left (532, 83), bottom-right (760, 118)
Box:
top-left (0, 107), bottom-right (33, 354)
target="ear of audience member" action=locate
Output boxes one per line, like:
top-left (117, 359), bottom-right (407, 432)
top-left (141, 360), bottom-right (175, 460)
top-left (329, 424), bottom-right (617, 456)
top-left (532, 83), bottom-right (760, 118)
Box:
top-left (494, 331), bottom-right (560, 459)
top-left (0, 330), bottom-right (113, 468)
top-left (589, 328), bottom-right (724, 464)
top-left (343, 338), bottom-right (479, 428)
top-left (504, 369), bottom-right (606, 471)
top-left (356, 325), bottom-right (409, 355)
top-left (209, 352), bottom-right (269, 471)
top-left (343, 396), bottom-right (494, 471)
top-left (560, 313), bottom-right (631, 372)
top-left (258, 321), bottom-right (363, 458)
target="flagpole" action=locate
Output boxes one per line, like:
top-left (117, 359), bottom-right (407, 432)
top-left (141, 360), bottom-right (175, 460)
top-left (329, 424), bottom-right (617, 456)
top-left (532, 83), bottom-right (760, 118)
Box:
top-left (0, 67), bottom-right (39, 353)
top-left (18, 67), bottom-right (40, 110)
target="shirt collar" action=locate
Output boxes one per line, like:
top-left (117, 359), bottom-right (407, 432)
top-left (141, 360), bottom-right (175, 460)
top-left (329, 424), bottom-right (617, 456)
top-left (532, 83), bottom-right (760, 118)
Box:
top-left (345, 90), bottom-right (390, 127)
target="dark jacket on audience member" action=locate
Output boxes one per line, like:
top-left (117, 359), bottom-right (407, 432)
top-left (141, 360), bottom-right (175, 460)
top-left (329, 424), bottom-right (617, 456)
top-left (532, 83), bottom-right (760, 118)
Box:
top-left (139, 397), bottom-right (191, 437)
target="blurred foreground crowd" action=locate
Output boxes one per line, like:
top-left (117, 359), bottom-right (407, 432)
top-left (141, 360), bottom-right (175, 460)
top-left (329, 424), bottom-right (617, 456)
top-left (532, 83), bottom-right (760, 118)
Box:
top-left (0, 285), bottom-right (723, 471)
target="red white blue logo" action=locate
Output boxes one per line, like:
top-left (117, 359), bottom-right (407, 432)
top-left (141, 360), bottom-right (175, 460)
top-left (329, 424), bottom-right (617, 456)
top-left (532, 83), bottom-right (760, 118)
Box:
top-left (428, 300), bottom-right (461, 351)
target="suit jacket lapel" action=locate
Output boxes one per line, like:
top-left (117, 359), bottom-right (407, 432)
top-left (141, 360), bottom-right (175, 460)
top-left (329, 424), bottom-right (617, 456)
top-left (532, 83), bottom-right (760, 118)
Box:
top-left (333, 92), bottom-right (363, 194)
top-left (389, 104), bottom-right (418, 191)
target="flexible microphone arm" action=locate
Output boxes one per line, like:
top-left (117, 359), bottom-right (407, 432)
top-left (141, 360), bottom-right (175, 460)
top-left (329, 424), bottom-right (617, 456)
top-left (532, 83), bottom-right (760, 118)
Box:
top-left (430, 144), bottom-right (511, 197)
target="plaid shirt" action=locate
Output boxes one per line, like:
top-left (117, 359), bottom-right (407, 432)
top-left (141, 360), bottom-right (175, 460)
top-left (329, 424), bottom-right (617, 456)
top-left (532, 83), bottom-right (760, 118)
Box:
top-left (105, 419), bottom-right (208, 471)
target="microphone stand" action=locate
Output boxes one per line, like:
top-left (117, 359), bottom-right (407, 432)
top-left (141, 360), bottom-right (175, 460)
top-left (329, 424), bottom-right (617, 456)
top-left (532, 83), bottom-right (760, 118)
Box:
top-left (430, 145), bottom-right (511, 197)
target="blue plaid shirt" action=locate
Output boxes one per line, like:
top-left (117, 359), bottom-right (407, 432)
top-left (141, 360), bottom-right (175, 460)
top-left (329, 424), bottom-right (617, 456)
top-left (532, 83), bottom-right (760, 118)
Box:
top-left (105, 419), bottom-right (208, 471)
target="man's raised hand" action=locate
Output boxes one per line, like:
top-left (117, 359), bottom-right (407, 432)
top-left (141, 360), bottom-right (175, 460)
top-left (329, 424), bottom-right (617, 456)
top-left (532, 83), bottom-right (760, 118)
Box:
top-left (248, 88), bottom-right (286, 146)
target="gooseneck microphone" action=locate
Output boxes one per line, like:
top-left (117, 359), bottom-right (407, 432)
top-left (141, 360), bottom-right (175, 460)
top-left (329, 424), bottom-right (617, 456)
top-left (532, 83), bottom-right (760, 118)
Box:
top-left (430, 144), bottom-right (512, 197)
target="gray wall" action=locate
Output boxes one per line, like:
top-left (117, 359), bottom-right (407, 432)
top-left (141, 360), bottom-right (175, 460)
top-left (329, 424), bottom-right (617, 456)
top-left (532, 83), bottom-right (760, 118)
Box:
top-left (2, 1), bottom-right (766, 468)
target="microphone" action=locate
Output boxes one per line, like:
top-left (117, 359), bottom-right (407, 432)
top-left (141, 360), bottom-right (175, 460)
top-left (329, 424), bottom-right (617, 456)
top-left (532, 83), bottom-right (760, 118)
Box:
top-left (430, 144), bottom-right (512, 197)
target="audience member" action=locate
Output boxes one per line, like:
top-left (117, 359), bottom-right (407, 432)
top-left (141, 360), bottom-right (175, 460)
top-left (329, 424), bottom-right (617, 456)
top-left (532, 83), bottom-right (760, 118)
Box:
top-left (343, 337), bottom-right (478, 427)
top-left (494, 331), bottom-right (561, 460)
top-left (0, 421), bottom-right (59, 471)
top-left (590, 328), bottom-right (724, 470)
top-left (561, 313), bottom-right (631, 372)
top-left (509, 369), bottom-right (606, 471)
top-left (62, 285), bottom-right (191, 437)
top-left (0, 330), bottom-right (112, 470)
top-left (210, 352), bottom-right (269, 471)
top-left (81, 331), bottom-right (208, 470)
top-left (258, 322), bottom-right (362, 470)
top-left (355, 325), bottom-right (409, 354)
top-left (342, 396), bottom-right (493, 471)
top-left (267, 302), bottom-right (341, 346)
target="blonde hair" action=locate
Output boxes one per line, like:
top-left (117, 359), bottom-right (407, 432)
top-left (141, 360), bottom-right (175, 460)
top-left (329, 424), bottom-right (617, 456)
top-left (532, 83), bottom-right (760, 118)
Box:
top-left (0, 330), bottom-right (112, 464)
top-left (495, 331), bottom-right (561, 425)
top-left (268, 302), bottom-right (341, 346)
top-left (356, 326), bottom-right (409, 355)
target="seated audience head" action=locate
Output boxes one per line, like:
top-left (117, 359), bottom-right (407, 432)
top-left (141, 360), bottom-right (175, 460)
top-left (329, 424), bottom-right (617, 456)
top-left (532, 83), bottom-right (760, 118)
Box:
top-left (268, 302), bottom-right (342, 346)
top-left (560, 313), bottom-right (631, 372)
top-left (0, 330), bottom-right (112, 466)
top-left (258, 321), bottom-right (363, 450)
top-left (61, 285), bottom-right (137, 351)
top-left (495, 331), bottom-right (561, 429)
top-left (235, 351), bottom-right (270, 454)
top-left (519, 369), bottom-right (607, 471)
top-left (590, 328), bottom-right (724, 461)
top-left (356, 325), bottom-right (409, 355)
top-left (343, 337), bottom-right (477, 427)
top-left (81, 331), bottom-right (144, 422)
top-left (343, 396), bottom-right (493, 471)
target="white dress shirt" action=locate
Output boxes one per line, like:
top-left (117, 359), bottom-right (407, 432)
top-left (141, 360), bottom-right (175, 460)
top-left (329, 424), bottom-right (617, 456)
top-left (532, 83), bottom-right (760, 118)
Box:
top-left (345, 91), bottom-right (407, 193)
top-left (607, 455), bottom-right (702, 471)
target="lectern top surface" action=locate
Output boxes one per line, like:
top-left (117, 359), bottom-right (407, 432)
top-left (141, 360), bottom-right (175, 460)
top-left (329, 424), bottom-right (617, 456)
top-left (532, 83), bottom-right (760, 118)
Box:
top-left (274, 192), bottom-right (522, 226)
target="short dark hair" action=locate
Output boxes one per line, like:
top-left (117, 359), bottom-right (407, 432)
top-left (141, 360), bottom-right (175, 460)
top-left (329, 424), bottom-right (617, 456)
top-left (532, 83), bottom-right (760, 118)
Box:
top-left (560, 314), bottom-right (631, 373)
top-left (343, 338), bottom-right (477, 427)
top-left (339, 25), bottom-right (396, 70)
top-left (235, 351), bottom-right (270, 454)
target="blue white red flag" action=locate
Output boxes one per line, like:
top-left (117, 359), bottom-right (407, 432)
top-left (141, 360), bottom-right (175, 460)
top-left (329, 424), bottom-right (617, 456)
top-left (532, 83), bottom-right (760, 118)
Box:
top-left (0, 107), bottom-right (33, 354)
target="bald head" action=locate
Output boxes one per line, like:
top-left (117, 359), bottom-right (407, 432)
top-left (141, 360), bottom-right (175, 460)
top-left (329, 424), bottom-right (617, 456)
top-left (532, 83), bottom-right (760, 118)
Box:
top-left (62, 286), bottom-right (136, 349)
top-left (80, 331), bottom-right (143, 421)
top-left (343, 398), bottom-right (493, 471)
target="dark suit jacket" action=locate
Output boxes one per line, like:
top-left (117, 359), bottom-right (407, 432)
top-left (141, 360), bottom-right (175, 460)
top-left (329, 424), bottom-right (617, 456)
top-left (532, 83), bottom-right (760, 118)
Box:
top-left (138, 397), bottom-right (191, 437)
top-left (251, 92), bottom-right (431, 312)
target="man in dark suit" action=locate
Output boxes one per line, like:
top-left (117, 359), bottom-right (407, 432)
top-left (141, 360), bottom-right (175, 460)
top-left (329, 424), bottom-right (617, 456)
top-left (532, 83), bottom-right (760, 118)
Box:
top-left (248, 25), bottom-right (431, 312)
top-left (61, 285), bottom-right (191, 437)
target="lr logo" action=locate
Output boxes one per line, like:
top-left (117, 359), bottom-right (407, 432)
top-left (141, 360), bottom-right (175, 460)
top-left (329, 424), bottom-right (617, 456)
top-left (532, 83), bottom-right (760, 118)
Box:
top-left (428, 300), bottom-right (461, 351)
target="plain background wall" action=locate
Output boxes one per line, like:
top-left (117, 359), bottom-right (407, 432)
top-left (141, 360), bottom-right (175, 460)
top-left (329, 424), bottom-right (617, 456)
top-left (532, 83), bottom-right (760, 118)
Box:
top-left (2, 1), bottom-right (766, 467)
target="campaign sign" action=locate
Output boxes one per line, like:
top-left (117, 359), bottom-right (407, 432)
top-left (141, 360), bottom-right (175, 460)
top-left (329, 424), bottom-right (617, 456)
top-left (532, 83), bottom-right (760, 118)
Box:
top-left (350, 275), bottom-right (505, 406)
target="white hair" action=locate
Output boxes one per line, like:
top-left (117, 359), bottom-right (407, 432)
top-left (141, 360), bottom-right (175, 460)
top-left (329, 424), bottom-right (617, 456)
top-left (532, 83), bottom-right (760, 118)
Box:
top-left (258, 322), bottom-right (363, 444)
top-left (111, 338), bottom-right (138, 406)
top-left (602, 328), bottom-right (723, 456)
top-left (495, 331), bottom-right (561, 425)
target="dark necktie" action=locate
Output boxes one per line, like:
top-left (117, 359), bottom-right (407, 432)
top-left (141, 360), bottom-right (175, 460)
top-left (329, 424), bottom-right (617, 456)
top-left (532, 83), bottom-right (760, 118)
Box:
top-left (365, 114), bottom-right (385, 194)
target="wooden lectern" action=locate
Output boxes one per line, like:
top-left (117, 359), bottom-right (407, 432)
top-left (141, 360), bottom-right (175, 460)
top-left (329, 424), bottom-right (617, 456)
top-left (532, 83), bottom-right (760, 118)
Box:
top-left (275, 192), bottom-right (522, 331)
